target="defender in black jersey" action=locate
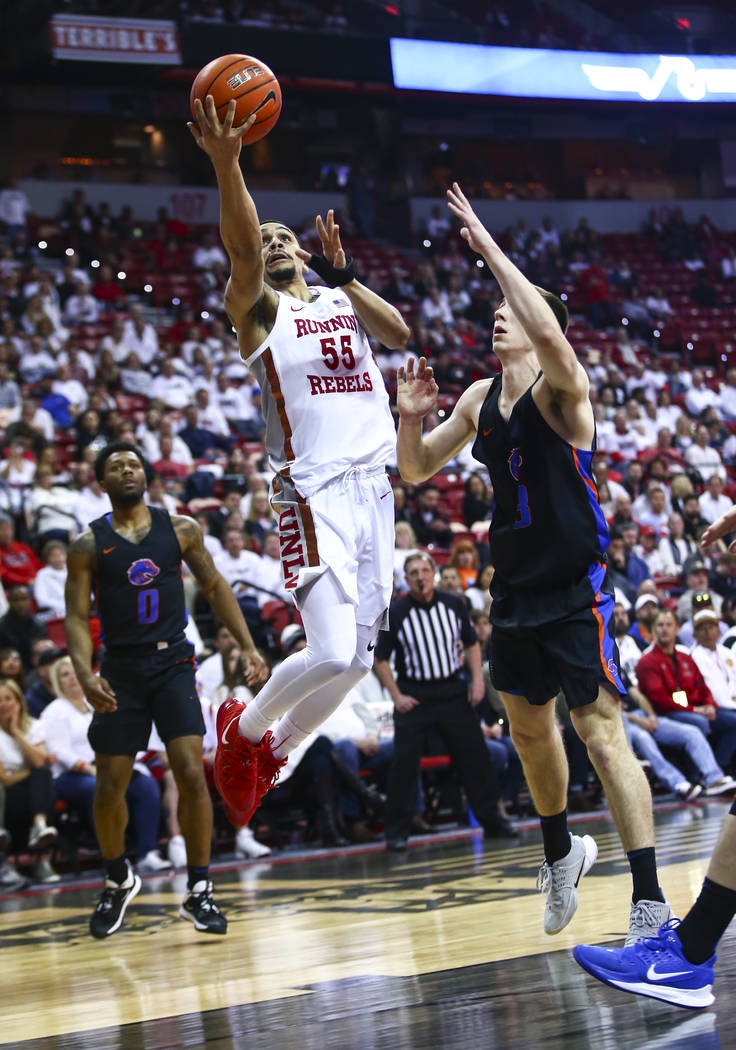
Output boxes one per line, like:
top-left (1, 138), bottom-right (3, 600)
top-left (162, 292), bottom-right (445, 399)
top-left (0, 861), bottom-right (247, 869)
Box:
top-left (65, 443), bottom-right (266, 938)
top-left (395, 183), bottom-right (670, 947)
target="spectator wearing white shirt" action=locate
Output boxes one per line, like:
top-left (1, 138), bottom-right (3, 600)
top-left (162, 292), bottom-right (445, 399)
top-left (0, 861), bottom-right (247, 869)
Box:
top-left (700, 474), bottom-right (733, 524)
top-left (63, 282), bottom-right (99, 326)
top-left (144, 416), bottom-right (193, 468)
top-left (195, 623), bottom-right (235, 699)
top-left (633, 484), bottom-right (670, 536)
top-left (600, 410), bottom-right (646, 459)
top-left (74, 476), bottom-right (112, 528)
top-left (33, 542), bottom-right (68, 619)
top-left (420, 286), bottom-right (454, 326)
top-left (192, 231), bottom-right (227, 271)
top-left (52, 363), bottom-right (88, 416)
top-left (537, 216), bottom-right (560, 250)
top-left (0, 363), bottom-right (20, 411)
top-left (26, 468), bottom-right (78, 544)
top-left (18, 334), bottom-right (55, 385)
top-left (685, 424), bottom-right (726, 482)
top-left (98, 317), bottom-right (129, 364)
top-left (685, 370), bottom-right (721, 417)
top-left (636, 526), bottom-right (667, 575)
top-left (690, 609), bottom-right (736, 710)
top-left (0, 179), bottom-right (30, 241)
top-left (212, 371), bottom-right (257, 425)
top-left (193, 387), bottom-right (229, 437)
top-left (657, 513), bottom-right (697, 575)
top-left (718, 368), bottom-right (736, 422)
top-left (119, 352), bottom-right (151, 396)
top-left (644, 285), bottom-right (675, 319)
top-left (213, 528), bottom-right (267, 608)
top-left (592, 458), bottom-right (627, 507)
top-left (122, 306), bottom-right (158, 365)
top-left (149, 358), bottom-right (194, 410)
top-left (258, 530), bottom-right (289, 601)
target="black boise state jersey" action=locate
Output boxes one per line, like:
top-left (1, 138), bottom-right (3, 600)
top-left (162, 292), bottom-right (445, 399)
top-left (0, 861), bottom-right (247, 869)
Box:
top-left (91, 506), bottom-right (187, 647)
top-left (471, 374), bottom-right (609, 598)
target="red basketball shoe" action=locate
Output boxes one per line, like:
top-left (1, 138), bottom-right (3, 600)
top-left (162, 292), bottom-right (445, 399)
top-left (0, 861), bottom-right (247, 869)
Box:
top-left (214, 698), bottom-right (259, 823)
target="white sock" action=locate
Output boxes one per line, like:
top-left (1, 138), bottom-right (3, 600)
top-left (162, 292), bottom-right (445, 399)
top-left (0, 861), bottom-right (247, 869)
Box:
top-left (270, 714), bottom-right (310, 759)
top-left (238, 703), bottom-right (272, 745)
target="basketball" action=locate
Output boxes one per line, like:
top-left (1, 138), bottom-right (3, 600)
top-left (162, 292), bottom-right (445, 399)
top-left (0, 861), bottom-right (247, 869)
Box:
top-left (190, 54), bottom-right (282, 145)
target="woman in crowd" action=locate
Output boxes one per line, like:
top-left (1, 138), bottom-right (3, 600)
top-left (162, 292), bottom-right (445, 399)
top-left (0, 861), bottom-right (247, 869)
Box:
top-left (0, 648), bottom-right (25, 693)
top-left (462, 473), bottom-right (492, 528)
top-left (393, 521), bottom-right (420, 592)
top-left (0, 676), bottom-right (58, 882)
top-left (244, 489), bottom-right (276, 548)
top-left (448, 537), bottom-right (479, 590)
top-left (466, 563), bottom-right (495, 614)
top-left (39, 656), bottom-right (170, 876)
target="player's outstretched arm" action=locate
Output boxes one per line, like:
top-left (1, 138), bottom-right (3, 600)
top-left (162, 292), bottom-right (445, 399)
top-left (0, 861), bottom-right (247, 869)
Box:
top-left (188, 97), bottom-right (272, 321)
top-left (175, 516), bottom-right (268, 686)
top-left (397, 357), bottom-right (481, 483)
top-left (65, 531), bottom-right (118, 712)
top-left (296, 210), bottom-right (410, 349)
top-left (446, 182), bottom-right (587, 401)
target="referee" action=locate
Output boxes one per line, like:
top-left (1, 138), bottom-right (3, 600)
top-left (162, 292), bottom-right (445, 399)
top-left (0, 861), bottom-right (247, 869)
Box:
top-left (374, 552), bottom-right (517, 851)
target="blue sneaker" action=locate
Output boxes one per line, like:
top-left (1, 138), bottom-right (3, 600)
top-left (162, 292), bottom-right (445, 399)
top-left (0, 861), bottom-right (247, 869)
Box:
top-left (573, 919), bottom-right (716, 1009)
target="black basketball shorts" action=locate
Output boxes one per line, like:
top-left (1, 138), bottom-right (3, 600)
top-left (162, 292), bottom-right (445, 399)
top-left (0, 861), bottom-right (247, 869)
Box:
top-left (88, 638), bottom-right (205, 756)
top-left (489, 586), bottom-right (625, 709)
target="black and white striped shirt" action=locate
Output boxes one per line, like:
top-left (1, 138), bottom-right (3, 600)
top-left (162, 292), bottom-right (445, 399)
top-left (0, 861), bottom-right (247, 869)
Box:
top-left (375, 590), bottom-right (478, 685)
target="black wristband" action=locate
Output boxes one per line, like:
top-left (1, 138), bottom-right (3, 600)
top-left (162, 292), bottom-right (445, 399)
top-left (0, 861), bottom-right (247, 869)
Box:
top-left (307, 251), bottom-right (356, 287)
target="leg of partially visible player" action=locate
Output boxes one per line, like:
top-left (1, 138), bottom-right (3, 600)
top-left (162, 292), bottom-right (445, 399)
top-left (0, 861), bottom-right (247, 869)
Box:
top-left (574, 809), bottom-right (736, 1008)
top-left (502, 692), bottom-right (598, 936)
top-left (572, 685), bottom-right (671, 943)
top-left (166, 733), bottom-right (227, 934)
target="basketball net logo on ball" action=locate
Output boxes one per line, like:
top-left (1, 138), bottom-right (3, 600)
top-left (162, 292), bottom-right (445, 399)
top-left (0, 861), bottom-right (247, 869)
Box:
top-left (190, 53), bottom-right (282, 145)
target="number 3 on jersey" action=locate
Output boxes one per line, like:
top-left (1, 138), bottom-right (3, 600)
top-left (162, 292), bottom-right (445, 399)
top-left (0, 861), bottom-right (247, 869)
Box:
top-left (138, 589), bottom-right (159, 624)
top-left (513, 485), bottom-right (531, 529)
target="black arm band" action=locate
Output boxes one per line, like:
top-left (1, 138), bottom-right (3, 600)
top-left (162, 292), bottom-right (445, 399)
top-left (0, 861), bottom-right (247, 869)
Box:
top-left (307, 252), bottom-right (356, 287)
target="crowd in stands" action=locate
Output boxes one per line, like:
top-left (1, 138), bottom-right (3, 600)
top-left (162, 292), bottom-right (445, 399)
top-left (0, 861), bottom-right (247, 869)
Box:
top-left (2, 184), bottom-right (736, 890)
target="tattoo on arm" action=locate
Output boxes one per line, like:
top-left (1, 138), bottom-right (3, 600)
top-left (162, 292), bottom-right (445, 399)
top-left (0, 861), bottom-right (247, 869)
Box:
top-left (176, 516), bottom-right (219, 594)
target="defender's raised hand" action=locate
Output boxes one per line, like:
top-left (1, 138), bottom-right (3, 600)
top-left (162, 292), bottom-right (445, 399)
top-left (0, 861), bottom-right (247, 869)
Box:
top-left (187, 96), bottom-right (257, 162)
top-left (446, 182), bottom-right (496, 257)
top-left (397, 356), bottom-right (439, 421)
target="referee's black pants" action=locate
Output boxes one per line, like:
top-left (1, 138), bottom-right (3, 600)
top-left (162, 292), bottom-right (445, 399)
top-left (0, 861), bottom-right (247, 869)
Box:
top-left (385, 682), bottom-right (501, 842)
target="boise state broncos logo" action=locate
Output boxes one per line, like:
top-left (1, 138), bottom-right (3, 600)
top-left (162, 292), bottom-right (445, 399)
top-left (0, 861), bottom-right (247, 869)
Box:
top-left (127, 558), bottom-right (160, 586)
top-left (508, 447), bottom-right (523, 482)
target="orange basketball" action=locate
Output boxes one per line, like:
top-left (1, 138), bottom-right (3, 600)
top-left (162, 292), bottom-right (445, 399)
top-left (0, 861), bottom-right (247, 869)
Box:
top-left (190, 54), bottom-right (281, 145)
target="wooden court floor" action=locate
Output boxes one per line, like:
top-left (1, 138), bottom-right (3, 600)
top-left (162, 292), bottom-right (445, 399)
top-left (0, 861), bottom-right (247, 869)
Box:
top-left (2, 801), bottom-right (735, 1050)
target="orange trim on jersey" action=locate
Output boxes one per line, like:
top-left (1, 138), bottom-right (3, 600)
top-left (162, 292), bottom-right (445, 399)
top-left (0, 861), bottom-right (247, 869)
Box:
top-left (592, 559), bottom-right (618, 689)
top-left (295, 488), bottom-right (320, 567)
top-left (262, 348), bottom-right (294, 476)
top-left (572, 447), bottom-right (599, 500)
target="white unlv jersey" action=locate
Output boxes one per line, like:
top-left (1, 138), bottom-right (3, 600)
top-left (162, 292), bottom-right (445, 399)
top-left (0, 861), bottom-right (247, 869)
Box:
top-left (243, 287), bottom-right (396, 496)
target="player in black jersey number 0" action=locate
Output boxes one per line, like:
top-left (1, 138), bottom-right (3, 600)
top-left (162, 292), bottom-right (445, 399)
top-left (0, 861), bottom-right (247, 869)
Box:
top-left (65, 443), bottom-right (267, 939)
top-left (397, 184), bottom-right (671, 948)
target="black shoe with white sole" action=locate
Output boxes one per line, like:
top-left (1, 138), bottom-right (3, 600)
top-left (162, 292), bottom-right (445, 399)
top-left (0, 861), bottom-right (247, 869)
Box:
top-left (89, 864), bottom-right (142, 939)
top-left (179, 880), bottom-right (227, 934)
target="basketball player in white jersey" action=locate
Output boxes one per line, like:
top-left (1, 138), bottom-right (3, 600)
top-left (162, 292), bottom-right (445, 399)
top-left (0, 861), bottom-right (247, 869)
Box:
top-left (188, 97), bottom-right (410, 824)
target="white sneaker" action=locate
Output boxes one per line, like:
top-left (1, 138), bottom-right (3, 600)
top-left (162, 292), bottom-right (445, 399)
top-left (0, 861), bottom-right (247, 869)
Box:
top-left (675, 781), bottom-right (703, 802)
top-left (704, 775), bottom-right (736, 796)
top-left (135, 850), bottom-right (173, 875)
top-left (537, 833), bottom-right (598, 935)
top-left (167, 834), bottom-right (187, 868)
top-left (625, 898), bottom-right (674, 946)
top-left (28, 821), bottom-right (58, 851)
top-left (235, 826), bottom-right (272, 859)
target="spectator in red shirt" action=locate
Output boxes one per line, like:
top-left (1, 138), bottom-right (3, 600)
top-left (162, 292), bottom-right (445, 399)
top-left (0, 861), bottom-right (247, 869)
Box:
top-left (636, 609), bottom-right (736, 770)
top-left (0, 516), bottom-right (42, 589)
top-left (578, 256), bottom-right (616, 330)
top-left (91, 265), bottom-right (125, 309)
